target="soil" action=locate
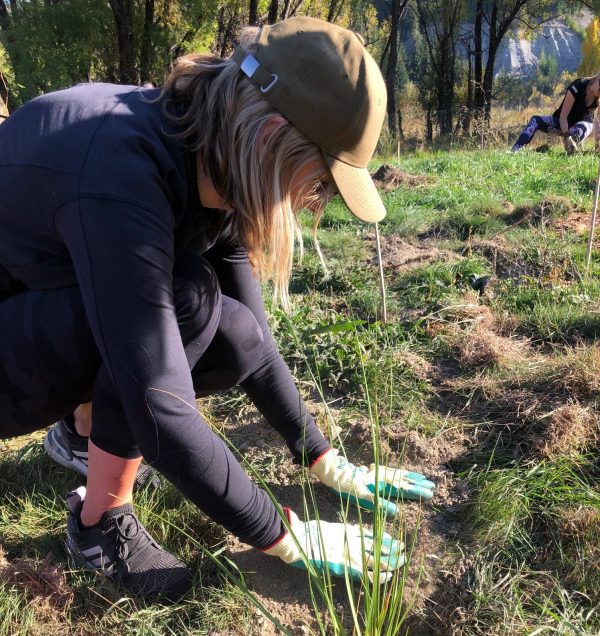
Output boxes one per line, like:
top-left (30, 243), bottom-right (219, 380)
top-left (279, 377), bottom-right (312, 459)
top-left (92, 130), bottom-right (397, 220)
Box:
top-left (219, 397), bottom-right (474, 635)
top-left (552, 209), bottom-right (592, 236)
top-left (371, 165), bottom-right (431, 190)
top-left (364, 233), bottom-right (458, 274)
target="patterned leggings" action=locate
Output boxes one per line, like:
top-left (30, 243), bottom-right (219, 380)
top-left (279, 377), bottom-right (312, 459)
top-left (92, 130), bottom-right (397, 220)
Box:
top-left (511, 115), bottom-right (593, 152)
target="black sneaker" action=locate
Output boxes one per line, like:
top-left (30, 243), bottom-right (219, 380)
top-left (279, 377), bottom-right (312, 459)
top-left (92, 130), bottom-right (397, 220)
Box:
top-left (66, 487), bottom-right (192, 601)
top-left (44, 418), bottom-right (160, 491)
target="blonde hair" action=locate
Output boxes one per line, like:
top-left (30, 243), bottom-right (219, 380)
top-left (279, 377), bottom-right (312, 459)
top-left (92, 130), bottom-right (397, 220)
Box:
top-left (158, 27), bottom-right (336, 308)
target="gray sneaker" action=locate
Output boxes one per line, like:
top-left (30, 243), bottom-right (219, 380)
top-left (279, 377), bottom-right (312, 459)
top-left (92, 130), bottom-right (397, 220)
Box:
top-left (44, 419), bottom-right (160, 491)
top-left (66, 487), bottom-right (192, 601)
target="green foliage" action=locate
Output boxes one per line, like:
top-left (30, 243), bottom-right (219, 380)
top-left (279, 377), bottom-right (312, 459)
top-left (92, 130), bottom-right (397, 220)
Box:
top-left (535, 50), bottom-right (559, 96)
top-left (460, 459), bottom-right (600, 632)
top-left (578, 16), bottom-right (600, 77)
top-left (1, 1), bottom-right (115, 105)
top-left (393, 258), bottom-right (489, 310)
top-left (0, 0), bottom-right (221, 107)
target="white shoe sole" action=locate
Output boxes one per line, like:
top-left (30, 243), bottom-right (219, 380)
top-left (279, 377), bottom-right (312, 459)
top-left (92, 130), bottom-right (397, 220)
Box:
top-left (44, 429), bottom-right (89, 477)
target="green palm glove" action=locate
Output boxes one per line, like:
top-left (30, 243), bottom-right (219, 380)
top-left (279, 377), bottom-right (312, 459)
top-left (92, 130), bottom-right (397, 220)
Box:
top-left (263, 508), bottom-right (404, 583)
top-left (310, 449), bottom-right (435, 515)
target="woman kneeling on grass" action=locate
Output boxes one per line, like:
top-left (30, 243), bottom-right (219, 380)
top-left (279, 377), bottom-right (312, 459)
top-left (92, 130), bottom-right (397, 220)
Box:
top-left (511, 74), bottom-right (600, 153)
top-left (0, 17), bottom-right (434, 600)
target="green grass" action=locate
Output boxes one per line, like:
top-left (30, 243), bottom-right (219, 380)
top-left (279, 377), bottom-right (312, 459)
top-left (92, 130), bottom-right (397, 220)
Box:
top-left (3, 147), bottom-right (600, 633)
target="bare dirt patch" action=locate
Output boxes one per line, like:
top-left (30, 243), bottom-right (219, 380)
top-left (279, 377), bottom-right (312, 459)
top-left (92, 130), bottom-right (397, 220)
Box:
top-left (211, 399), bottom-right (474, 636)
top-left (552, 209), bottom-right (592, 236)
top-left (366, 234), bottom-right (458, 274)
top-left (371, 164), bottom-right (431, 190)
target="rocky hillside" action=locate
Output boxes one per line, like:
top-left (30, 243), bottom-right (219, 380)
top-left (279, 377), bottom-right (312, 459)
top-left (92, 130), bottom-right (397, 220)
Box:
top-left (495, 13), bottom-right (592, 78)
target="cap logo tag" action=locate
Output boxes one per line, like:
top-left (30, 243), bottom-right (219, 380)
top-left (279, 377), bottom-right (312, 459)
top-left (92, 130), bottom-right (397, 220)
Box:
top-left (239, 53), bottom-right (278, 93)
top-left (240, 54), bottom-right (260, 78)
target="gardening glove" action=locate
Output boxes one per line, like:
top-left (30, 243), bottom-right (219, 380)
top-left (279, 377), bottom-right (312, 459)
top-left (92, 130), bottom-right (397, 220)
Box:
top-left (263, 508), bottom-right (404, 583)
top-left (310, 449), bottom-right (435, 515)
top-left (562, 133), bottom-right (577, 155)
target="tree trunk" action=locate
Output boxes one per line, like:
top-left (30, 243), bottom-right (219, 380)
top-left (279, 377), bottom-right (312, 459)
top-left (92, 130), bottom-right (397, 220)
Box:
top-left (397, 107), bottom-right (404, 140)
top-left (267, 0), bottom-right (278, 23)
top-left (108, 0), bottom-right (137, 84)
top-left (482, 46), bottom-right (498, 120)
top-left (463, 47), bottom-right (473, 134)
top-left (327, 0), bottom-right (338, 22)
top-left (9, 1), bottom-right (18, 17)
top-left (215, 6), bottom-right (238, 58)
top-left (473, 0), bottom-right (483, 110)
top-left (140, 0), bottom-right (154, 84)
top-left (0, 1), bottom-right (10, 30)
top-left (425, 106), bottom-right (433, 143)
top-left (248, 0), bottom-right (258, 25)
top-left (280, 0), bottom-right (290, 20)
top-left (385, 0), bottom-right (402, 136)
top-left (437, 37), bottom-right (454, 135)
top-left (287, 0), bottom-right (304, 18)
top-left (0, 71), bottom-right (8, 117)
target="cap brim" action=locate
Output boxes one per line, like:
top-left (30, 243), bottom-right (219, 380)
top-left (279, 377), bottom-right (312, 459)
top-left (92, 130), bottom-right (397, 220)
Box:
top-left (324, 154), bottom-right (386, 223)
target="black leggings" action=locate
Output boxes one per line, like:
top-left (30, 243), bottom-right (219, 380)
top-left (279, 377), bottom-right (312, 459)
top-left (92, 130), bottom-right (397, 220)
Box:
top-left (0, 250), bottom-right (329, 548)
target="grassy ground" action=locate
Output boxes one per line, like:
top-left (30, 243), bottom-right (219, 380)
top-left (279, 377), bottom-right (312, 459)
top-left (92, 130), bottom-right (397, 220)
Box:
top-left (2, 144), bottom-right (600, 634)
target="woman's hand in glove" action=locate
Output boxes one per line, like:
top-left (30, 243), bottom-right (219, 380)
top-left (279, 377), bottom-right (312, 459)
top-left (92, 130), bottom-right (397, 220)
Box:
top-left (263, 508), bottom-right (404, 583)
top-left (310, 449), bottom-right (435, 515)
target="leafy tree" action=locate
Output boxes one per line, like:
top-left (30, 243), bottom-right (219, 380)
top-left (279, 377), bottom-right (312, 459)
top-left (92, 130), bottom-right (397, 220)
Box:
top-left (412, 0), bottom-right (465, 135)
top-left (0, 39), bottom-right (11, 116)
top-left (578, 16), bottom-right (600, 76)
top-left (406, 12), bottom-right (437, 141)
top-left (0, 0), bottom-right (222, 107)
top-left (468, 0), bottom-right (572, 121)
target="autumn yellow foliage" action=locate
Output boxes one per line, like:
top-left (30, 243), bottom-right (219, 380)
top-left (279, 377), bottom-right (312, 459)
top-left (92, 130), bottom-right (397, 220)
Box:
top-left (578, 17), bottom-right (600, 76)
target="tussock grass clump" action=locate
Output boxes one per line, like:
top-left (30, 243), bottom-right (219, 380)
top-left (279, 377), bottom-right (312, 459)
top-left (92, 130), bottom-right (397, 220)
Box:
top-left (443, 300), bottom-right (527, 369)
top-left (534, 403), bottom-right (598, 459)
top-left (508, 195), bottom-right (574, 226)
top-left (550, 344), bottom-right (600, 400)
top-left (0, 548), bottom-right (73, 635)
top-left (447, 343), bottom-right (600, 423)
top-left (555, 505), bottom-right (600, 596)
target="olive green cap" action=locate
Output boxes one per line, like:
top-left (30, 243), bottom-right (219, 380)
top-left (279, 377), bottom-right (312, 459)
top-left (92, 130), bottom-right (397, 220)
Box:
top-left (231, 16), bottom-right (387, 223)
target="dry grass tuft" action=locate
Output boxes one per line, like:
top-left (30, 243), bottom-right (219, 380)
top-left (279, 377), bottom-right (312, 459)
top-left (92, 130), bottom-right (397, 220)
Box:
top-left (555, 506), bottom-right (600, 592)
top-left (370, 164), bottom-right (431, 190)
top-left (0, 545), bottom-right (74, 626)
top-left (551, 345), bottom-right (600, 401)
top-left (395, 350), bottom-right (434, 381)
top-left (557, 506), bottom-right (600, 541)
top-left (442, 298), bottom-right (527, 369)
top-left (534, 403), bottom-right (598, 459)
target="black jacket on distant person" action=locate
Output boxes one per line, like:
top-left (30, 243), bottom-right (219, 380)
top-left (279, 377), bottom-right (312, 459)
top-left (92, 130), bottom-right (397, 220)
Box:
top-left (553, 77), bottom-right (599, 126)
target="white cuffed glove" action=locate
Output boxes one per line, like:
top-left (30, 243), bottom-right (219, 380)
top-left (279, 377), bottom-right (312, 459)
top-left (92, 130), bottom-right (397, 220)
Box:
top-left (263, 508), bottom-right (404, 583)
top-left (310, 449), bottom-right (435, 514)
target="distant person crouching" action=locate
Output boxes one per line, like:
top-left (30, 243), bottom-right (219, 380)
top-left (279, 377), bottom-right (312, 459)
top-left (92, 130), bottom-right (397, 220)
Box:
top-left (511, 75), bottom-right (600, 153)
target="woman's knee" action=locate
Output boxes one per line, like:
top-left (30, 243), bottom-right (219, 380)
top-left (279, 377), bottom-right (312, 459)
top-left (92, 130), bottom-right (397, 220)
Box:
top-left (173, 252), bottom-right (222, 345)
top-left (192, 298), bottom-right (264, 394)
top-left (571, 122), bottom-right (592, 142)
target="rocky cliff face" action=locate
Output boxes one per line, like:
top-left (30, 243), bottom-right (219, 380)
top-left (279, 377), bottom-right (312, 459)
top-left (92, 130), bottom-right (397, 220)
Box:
top-left (495, 16), bottom-right (589, 78)
top-left (387, 6), bottom-right (593, 80)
